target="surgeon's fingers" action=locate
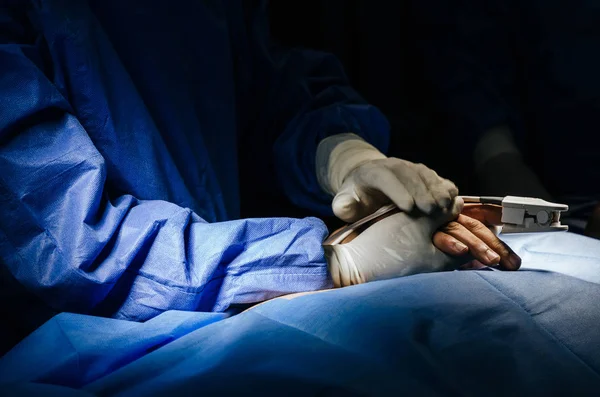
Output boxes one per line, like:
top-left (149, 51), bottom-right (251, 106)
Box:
top-left (415, 163), bottom-right (458, 209)
top-left (356, 165), bottom-right (415, 213)
top-left (390, 163), bottom-right (437, 214)
top-left (445, 215), bottom-right (521, 270)
top-left (332, 189), bottom-right (363, 223)
top-left (332, 182), bottom-right (382, 223)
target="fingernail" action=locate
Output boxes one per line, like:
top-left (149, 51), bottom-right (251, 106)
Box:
top-left (509, 254), bottom-right (521, 269)
top-left (485, 249), bottom-right (501, 264)
top-left (454, 241), bottom-right (468, 253)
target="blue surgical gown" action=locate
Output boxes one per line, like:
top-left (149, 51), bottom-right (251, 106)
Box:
top-left (0, 0), bottom-right (390, 325)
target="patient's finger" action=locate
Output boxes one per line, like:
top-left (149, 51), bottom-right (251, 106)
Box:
top-left (459, 260), bottom-right (488, 270)
top-left (455, 215), bottom-right (521, 270)
top-left (432, 231), bottom-right (469, 255)
top-left (442, 218), bottom-right (502, 266)
top-left (462, 204), bottom-right (503, 226)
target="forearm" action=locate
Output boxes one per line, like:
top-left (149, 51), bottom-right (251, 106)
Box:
top-left (0, 112), bottom-right (333, 319)
top-left (0, 43), bottom-right (333, 320)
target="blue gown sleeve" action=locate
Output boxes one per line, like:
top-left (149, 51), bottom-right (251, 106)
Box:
top-left (0, 43), bottom-right (332, 321)
top-left (238, 1), bottom-right (391, 215)
top-left (410, 0), bottom-right (523, 155)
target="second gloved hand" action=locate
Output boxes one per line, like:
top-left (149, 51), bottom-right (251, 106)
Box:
top-left (317, 133), bottom-right (458, 223)
top-left (325, 198), bottom-right (464, 287)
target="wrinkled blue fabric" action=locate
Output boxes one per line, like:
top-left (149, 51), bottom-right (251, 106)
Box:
top-left (1, 232), bottom-right (600, 396)
top-left (0, 0), bottom-right (390, 322)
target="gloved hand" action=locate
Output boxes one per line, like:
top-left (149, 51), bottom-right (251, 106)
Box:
top-left (317, 133), bottom-right (458, 223)
top-left (325, 197), bottom-right (463, 287)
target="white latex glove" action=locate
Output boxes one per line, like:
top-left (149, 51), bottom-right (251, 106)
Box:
top-left (325, 197), bottom-right (463, 287)
top-left (316, 133), bottom-right (458, 223)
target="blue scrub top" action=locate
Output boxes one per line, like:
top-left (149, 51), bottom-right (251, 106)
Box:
top-left (0, 0), bottom-right (390, 326)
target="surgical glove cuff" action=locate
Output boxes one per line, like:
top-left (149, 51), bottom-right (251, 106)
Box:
top-left (324, 244), bottom-right (365, 287)
top-left (316, 133), bottom-right (387, 196)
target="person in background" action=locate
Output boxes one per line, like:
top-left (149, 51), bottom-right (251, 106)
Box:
top-left (410, 0), bottom-right (600, 235)
top-left (0, 0), bottom-right (518, 353)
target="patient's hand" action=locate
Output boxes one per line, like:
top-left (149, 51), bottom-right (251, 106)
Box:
top-left (325, 198), bottom-right (465, 287)
top-left (432, 204), bottom-right (521, 270)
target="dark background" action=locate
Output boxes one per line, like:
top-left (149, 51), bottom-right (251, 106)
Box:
top-left (268, 1), bottom-right (471, 191)
top-left (261, 1), bottom-right (475, 228)
top-left (266, 1), bottom-right (600, 229)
